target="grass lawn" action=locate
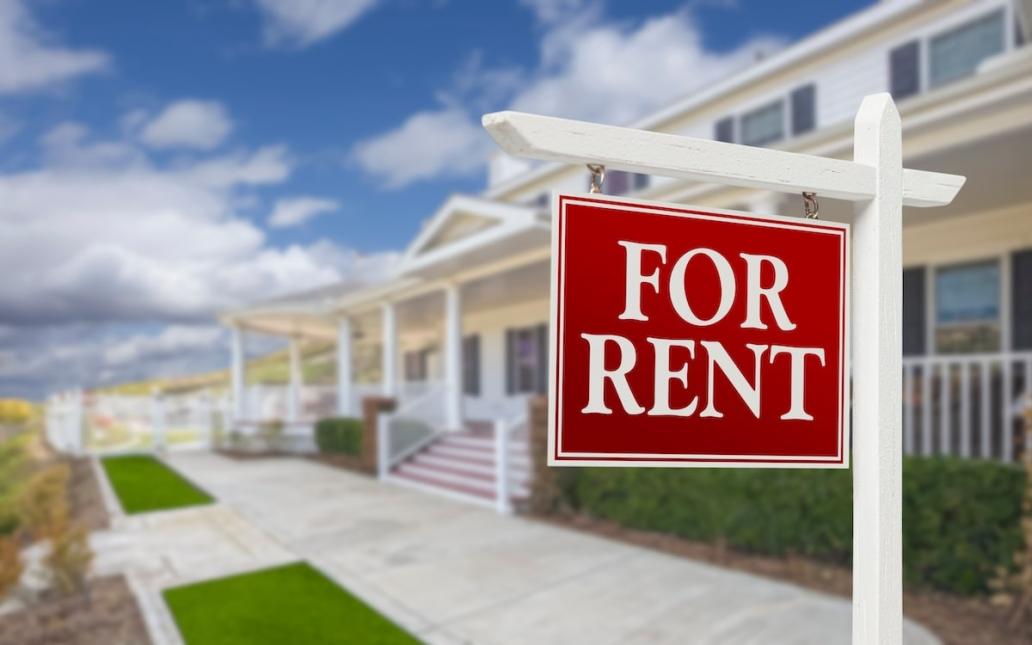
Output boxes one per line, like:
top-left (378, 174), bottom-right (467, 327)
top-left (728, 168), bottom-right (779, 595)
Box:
top-left (101, 454), bottom-right (213, 514)
top-left (164, 562), bottom-right (417, 645)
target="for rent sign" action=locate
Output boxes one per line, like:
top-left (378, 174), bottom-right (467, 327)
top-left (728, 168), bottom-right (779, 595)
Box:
top-left (549, 194), bottom-right (849, 468)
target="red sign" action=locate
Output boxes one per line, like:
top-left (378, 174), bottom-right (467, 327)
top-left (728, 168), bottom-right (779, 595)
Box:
top-left (549, 194), bottom-right (849, 468)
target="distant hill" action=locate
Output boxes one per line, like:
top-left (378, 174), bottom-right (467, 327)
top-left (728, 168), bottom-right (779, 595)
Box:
top-left (95, 340), bottom-right (340, 396)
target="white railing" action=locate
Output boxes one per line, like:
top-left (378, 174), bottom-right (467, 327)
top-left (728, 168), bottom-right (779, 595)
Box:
top-left (493, 414), bottom-right (531, 514)
top-left (902, 351), bottom-right (1032, 462)
top-left (378, 383), bottom-right (448, 478)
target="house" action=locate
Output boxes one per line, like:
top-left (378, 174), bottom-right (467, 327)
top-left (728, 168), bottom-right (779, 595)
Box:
top-left (220, 0), bottom-right (1032, 510)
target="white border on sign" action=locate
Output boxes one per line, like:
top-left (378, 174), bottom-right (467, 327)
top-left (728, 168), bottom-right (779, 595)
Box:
top-left (547, 193), bottom-right (851, 469)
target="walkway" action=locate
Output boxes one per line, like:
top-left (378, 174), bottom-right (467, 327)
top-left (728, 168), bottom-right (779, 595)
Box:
top-left (93, 453), bottom-right (939, 644)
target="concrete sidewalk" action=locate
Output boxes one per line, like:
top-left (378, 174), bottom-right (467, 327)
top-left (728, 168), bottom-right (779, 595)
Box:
top-left (96, 453), bottom-right (939, 644)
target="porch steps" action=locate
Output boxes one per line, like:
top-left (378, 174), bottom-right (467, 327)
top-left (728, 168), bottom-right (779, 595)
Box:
top-left (390, 424), bottom-right (533, 506)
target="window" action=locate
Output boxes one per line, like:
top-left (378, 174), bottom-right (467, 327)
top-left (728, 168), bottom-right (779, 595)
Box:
top-left (790, 84), bottom-right (816, 136)
top-left (903, 267), bottom-right (927, 356)
top-left (633, 173), bottom-right (650, 191)
top-left (740, 100), bottom-right (784, 147)
top-left (462, 335), bottom-right (480, 396)
top-left (506, 324), bottom-right (547, 394)
top-left (604, 170), bottom-right (631, 195)
top-left (714, 116), bottom-right (734, 143)
top-left (929, 11), bottom-right (1005, 88)
top-left (889, 40), bottom-right (921, 100)
top-left (403, 349), bottom-right (429, 381)
top-left (935, 260), bottom-right (1001, 353)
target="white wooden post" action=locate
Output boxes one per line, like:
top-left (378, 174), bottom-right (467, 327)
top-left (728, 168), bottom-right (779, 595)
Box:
top-left (494, 418), bottom-right (510, 514)
top-left (287, 337), bottom-right (302, 423)
top-left (230, 325), bottom-right (246, 422)
top-left (69, 389), bottom-right (84, 456)
top-left (377, 412), bottom-right (390, 480)
top-left (337, 317), bottom-right (353, 416)
top-left (151, 388), bottom-right (166, 452)
top-left (381, 302), bottom-right (397, 397)
top-left (444, 283), bottom-right (464, 430)
top-left (852, 94), bottom-right (903, 645)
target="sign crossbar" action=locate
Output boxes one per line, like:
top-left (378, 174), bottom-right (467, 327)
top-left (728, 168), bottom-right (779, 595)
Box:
top-left (482, 110), bottom-right (964, 208)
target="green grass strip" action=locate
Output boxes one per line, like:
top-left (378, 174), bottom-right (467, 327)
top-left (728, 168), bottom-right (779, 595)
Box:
top-left (101, 454), bottom-right (213, 514)
top-left (164, 562), bottom-right (418, 645)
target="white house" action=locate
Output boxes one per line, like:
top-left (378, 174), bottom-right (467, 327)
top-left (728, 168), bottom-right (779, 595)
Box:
top-left (221, 0), bottom-right (1032, 509)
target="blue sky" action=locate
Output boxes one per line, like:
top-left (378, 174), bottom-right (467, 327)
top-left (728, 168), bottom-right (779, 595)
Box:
top-left (0, 0), bottom-right (870, 398)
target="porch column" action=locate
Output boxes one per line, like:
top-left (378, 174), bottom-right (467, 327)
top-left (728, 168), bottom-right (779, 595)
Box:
top-left (230, 325), bottom-right (246, 421)
top-left (337, 317), bottom-right (353, 416)
top-left (444, 283), bottom-right (464, 430)
top-left (381, 302), bottom-right (397, 396)
top-left (287, 337), bottom-right (302, 422)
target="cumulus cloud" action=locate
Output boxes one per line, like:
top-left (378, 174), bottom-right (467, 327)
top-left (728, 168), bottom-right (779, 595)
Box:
top-left (102, 325), bottom-right (225, 366)
top-left (0, 0), bottom-right (108, 94)
top-left (139, 100), bottom-right (234, 150)
top-left (351, 107), bottom-right (496, 189)
top-left (0, 121), bottom-right (391, 330)
top-left (352, 5), bottom-right (782, 188)
top-left (267, 196), bottom-right (339, 228)
top-left (251, 0), bottom-right (379, 48)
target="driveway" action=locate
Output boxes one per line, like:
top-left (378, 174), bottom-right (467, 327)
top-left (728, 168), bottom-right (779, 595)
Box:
top-left (93, 453), bottom-right (939, 644)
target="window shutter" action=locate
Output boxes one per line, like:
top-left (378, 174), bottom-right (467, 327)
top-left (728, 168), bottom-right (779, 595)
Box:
top-left (714, 116), bottom-right (734, 143)
top-left (606, 170), bottom-right (630, 195)
top-left (790, 84), bottom-right (816, 136)
top-left (889, 41), bottom-right (920, 100)
top-left (535, 323), bottom-right (549, 395)
top-left (1012, 249), bottom-right (1032, 350)
top-left (903, 266), bottom-right (926, 356)
top-left (463, 335), bottom-right (480, 396)
top-left (505, 329), bottom-right (515, 395)
top-left (633, 173), bottom-right (650, 191)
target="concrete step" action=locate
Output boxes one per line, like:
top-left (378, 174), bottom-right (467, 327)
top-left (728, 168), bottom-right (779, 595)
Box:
top-left (393, 464), bottom-right (495, 498)
top-left (410, 453), bottom-right (495, 479)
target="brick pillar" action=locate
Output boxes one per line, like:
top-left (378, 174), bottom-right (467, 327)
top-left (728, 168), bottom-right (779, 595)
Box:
top-left (362, 396), bottom-right (396, 475)
top-left (526, 395), bottom-right (567, 514)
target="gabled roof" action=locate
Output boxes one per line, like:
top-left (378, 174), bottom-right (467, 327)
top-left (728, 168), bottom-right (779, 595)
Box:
top-left (401, 194), bottom-right (540, 264)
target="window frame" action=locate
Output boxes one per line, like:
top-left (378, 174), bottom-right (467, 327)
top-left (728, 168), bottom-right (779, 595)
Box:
top-left (927, 8), bottom-right (1007, 90)
top-left (927, 255), bottom-right (1009, 355)
top-left (738, 98), bottom-right (786, 147)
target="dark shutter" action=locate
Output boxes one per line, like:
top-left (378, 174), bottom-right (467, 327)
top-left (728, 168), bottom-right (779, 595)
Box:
top-left (790, 84), bottom-right (816, 136)
top-left (606, 170), bottom-right (630, 195)
top-left (903, 266), bottom-right (926, 356)
top-left (1012, 249), bottom-right (1032, 350)
top-left (633, 173), bottom-right (650, 191)
top-left (889, 41), bottom-right (921, 100)
top-left (462, 335), bottom-right (480, 396)
top-left (535, 323), bottom-right (549, 395)
top-left (714, 116), bottom-right (734, 143)
top-left (505, 329), bottom-right (515, 395)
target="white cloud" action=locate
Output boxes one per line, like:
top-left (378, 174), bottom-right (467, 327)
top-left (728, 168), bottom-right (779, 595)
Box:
top-left (353, 6), bottom-right (782, 188)
top-left (268, 196), bottom-right (339, 228)
top-left (0, 0), bottom-right (108, 94)
top-left (0, 123), bottom-right (391, 328)
top-left (351, 107), bottom-right (494, 188)
top-left (252, 0), bottom-right (379, 48)
top-left (102, 325), bottom-right (225, 366)
top-left (139, 100), bottom-right (234, 150)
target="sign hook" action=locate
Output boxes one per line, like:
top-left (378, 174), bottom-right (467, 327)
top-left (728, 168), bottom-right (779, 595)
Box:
top-left (803, 192), bottom-right (820, 219)
top-left (587, 164), bottom-right (606, 194)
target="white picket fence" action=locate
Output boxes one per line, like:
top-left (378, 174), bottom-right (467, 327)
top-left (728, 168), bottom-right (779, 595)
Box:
top-left (902, 351), bottom-right (1032, 461)
top-left (44, 389), bottom-right (230, 456)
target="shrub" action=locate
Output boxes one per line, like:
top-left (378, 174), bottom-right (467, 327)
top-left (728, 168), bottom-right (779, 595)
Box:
top-left (17, 464), bottom-right (70, 540)
top-left (562, 456), bottom-right (1025, 595)
top-left (43, 522), bottom-right (93, 596)
top-left (0, 536), bottom-right (23, 600)
top-left (314, 417), bottom-right (363, 456)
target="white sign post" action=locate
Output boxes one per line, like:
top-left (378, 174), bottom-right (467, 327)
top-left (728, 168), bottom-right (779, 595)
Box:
top-left (483, 93), bottom-right (964, 644)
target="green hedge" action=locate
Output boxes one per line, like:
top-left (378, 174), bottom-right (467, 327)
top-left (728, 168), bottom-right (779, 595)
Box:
top-left (563, 457), bottom-right (1026, 595)
top-left (314, 417), bottom-right (363, 456)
